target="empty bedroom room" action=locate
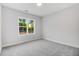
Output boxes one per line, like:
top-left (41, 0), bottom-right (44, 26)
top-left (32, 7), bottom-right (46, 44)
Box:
top-left (0, 3), bottom-right (79, 56)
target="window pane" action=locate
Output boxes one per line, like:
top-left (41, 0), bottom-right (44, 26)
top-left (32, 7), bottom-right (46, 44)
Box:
top-left (28, 20), bottom-right (34, 33)
top-left (19, 27), bottom-right (27, 35)
top-left (19, 18), bottom-right (26, 26)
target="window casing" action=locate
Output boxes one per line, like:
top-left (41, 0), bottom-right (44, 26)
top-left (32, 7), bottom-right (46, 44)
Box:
top-left (18, 17), bottom-right (35, 35)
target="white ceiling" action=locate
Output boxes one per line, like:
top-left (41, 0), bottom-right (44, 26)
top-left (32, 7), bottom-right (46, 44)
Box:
top-left (2, 3), bottom-right (77, 17)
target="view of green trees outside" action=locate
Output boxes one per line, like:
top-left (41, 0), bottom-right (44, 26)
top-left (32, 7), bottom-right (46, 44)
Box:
top-left (19, 18), bottom-right (34, 35)
top-left (28, 20), bottom-right (34, 33)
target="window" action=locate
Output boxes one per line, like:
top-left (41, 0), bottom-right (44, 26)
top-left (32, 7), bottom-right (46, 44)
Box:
top-left (18, 17), bottom-right (35, 35)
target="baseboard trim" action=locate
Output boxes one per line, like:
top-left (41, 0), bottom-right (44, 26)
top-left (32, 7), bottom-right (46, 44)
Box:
top-left (2, 38), bottom-right (42, 48)
top-left (44, 38), bottom-right (79, 48)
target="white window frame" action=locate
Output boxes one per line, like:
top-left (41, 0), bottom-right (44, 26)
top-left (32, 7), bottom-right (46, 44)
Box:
top-left (18, 17), bottom-right (35, 36)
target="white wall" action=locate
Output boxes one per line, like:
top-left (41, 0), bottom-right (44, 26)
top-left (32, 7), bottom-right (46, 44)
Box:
top-left (43, 4), bottom-right (79, 48)
top-left (0, 4), bottom-right (2, 53)
top-left (2, 6), bottom-right (42, 47)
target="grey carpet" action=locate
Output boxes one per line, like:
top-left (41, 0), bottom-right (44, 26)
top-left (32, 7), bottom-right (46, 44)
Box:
top-left (0, 39), bottom-right (79, 56)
